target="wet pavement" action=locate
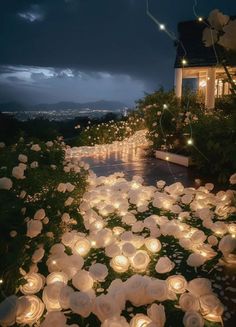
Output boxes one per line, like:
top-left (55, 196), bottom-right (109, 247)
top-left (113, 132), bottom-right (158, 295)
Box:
top-left (83, 147), bottom-right (202, 188)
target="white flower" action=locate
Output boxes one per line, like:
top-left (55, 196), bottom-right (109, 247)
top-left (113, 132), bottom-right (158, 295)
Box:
top-left (155, 257), bottom-right (175, 274)
top-left (0, 142), bottom-right (5, 148)
top-left (31, 144), bottom-right (41, 151)
top-left (183, 311), bottom-right (204, 327)
top-left (32, 248), bottom-right (45, 263)
top-left (122, 242), bottom-right (136, 257)
top-left (40, 312), bottom-right (67, 327)
top-left (42, 282), bottom-right (64, 311)
top-left (93, 294), bottom-right (121, 322)
top-left (179, 293), bottom-right (200, 312)
top-left (70, 291), bottom-right (92, 318)
top-left (66, 182), bottom-right (75, 192)
top-left (46, 141), bottom-right (54, 147)
top-left (72, 270), bottom-right (94, 291)
top-left (110, 255), bottom-right (129, 273)
top-left (89, 263), bottom-right (108, 282)
top-left (130, 250), bottom-right (150, 272)
top-left (156, 180), bottom-right (166, 189)
top-left (46, 272), bottom-right (68, 285)
top-left (146, 279), bottom-right (169, 302)
top-left (229, 173), bottom-right (236, 185)
top-left (187, 253), bottom-right (206, 268)
top-left (167, 275), bottom-right (187, 294)
top-left (34, 208), bottom-right (46, 220)
top-left (101, 316), bottom-right (129, 327)
top-left (30, 161), bottom-right (38, 169)
top-left (18, 154), bottom-right (28, 163)
top-left (57, 183), bottom-right (67, 193)
top-left (147, 303), bottom-right (166, 327)
top-left (61, 213), bottom-right (70, 223)
top-left (65, 196), bottom-right (74, 206)
top-left (181, 194), bottom-right (193, 205)
top-left (199, 294), bottom-right (224, 317)
top-left (20, 273), bottom-right (44, 295)
top-left (59, 285), bottom-right (74, 309)
top-left (16, 295), bottom-right (44, 325)
top-left (124, 275), bottom-right (149, 306)
top-left (190, 230), bottom-right (207, 244)
top-left (130, 314), bottom-right (152, 327)
top-left (219, 235), bottom-right (236, 256)
top-left (187, 278), bottom-right (212, 297)
top-left (105, 243), bottom-right (121, 258)
top-left (207, 235), bottom-right (218, 246)
top-left (0, 177), bottom-right (13, 190)
top-left (12, 166), bottom-right (25, 179)
top-left (26, 220), bottom-right (43, 238)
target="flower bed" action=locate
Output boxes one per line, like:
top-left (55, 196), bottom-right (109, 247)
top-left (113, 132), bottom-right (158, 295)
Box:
top-left (0, 139), bottom-right (236, 327)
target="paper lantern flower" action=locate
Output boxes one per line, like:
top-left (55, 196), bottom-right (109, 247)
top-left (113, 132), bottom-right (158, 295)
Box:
top-left (187, 278), bottom-right (212, 297)
top-left (16, 295), bottom-right (44, 325)
top-left (167, 275), bottom-right (187, 294)
top-left (46, 272), bottom-right (68, 285)
top-left (70, 292), bottom-right (92, 318)
top-left (59, 285), bottom-right (74, 309)
top-left (155, 257), bottom-right (175, 274)
top-left (199, 294), bottom-right (224, 320)
top-left (130, 314), bottom-right (152, 327)
top-left (183, 311), bottom-right (204, 327)
top-left (20, 273), bottom-right (44, 295)
top-left (110, 255), bottom-right (129, 273)
top-left (72, 270), bottom-right (94, 291)
top-left (42, 282), bottom-right (64, 311)
top-left (122, 242), bottom-right (136, 257)
top-left (145, 238), bottom-right (162, 253)
top-left (73, 238), bottom-right (91, 257)
top-left (179, 293), bottom-right (200, 312)
top-left (89, 263), bottom-right (108, 282)
top-left (130, 250), bottom-right (150, 272)
top-left (40, 312), bottom-right (67, 327)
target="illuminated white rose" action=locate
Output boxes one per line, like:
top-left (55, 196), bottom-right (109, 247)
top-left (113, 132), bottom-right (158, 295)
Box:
top-left (107, 279), bottom-right (126, 311)
top-left (155, 257), bottom-right (175, 274)
top-left (72, 270), bottom-right (94, 291)
top-left (46, 141), bottom-right (54, 147)
top-left (16, 295), bottom-right (44, 325)
top-left (73, 238), bottom-right (91, 257)
top-left (187, 253), bottom-right (206, 268)
top-left (70, 291), bottom-right (92, 318)
top-left (179, 238), bottom-right (192, 250)
top-left (196, 208), bottom-right (213, 221)
top-left (93, 294), bottom-right (121, 322)
top-left (199, 294), bottom-right (224, 318)
top-left (46, 272), bottom-right (68, 285)
top-left (101, 316), bottom-right (129, 327)
top-left (34, 208), bottom-right (46, 220)
top-left (156, 180), bottom-right (166, 189)
top-left (65, 196), bottom-right (74, 206)
top-left (167, 275), bottom-right (187, 294)
top-left (26, 220), bottom-right (43, 238)
top-left (18, 154), bottom-right (28, 163)
top-left (122, 213), bottom-right (137, 225)
top-left (59, 285), bottom-right (74, 309)
top-left (190, 231), bottom-right (207, 244)
top-left (40, 312), bottom-right (67, 327)
top-left (61, 231), bottom-right (78, 247)
top-left (147, 303), bottom-right (166, 327)
top-left (187, 278), bottom-right (212, 297)
top-left (50, 243), bottom-right (65, 255)
top-left (30, 161), bottom-right (38, 169)
top-left (146, 279), bottom-right (169, 302)
top-left (207, 235), bottom-right (218, 246)
top-left (219, 235), bottom-right (236, 255)
top-left (20, 273), bottom-right (44, 295)
top-left (42, 282), bottom-right (64, 311)
top-left (145, 238), bottom-right (162, 253)
top-left (89, 263), bottom-right (108, 281)
top-left (183, 311), bottom-right (204, 327)
top-left (132, 221), bottom-right (144, 233)
top-left (0, 177), bottom-right (13, 190)
top-left (179, 293), bottom-right (200, 312)
top-left (130, 314), bottom-right (152, 327)
top-left (212, 221), bottom-right (228, 235)
top-left (110, 255), bottom-right (129, 273)
top-left (181, 194), bottom-right (193, 205)
top-left (130, 250), bottom-right (150, 272)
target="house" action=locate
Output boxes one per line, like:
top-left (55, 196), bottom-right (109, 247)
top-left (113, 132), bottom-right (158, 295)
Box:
top-left (174, 19), bottom-right (236, 109)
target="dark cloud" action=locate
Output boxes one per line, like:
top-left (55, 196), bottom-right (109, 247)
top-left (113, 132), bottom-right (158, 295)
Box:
top-left (0, 0), bottom-right (236, 105)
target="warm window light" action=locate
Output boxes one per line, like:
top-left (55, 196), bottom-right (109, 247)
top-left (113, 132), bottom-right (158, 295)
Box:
top-left (159, 24), bottom-right (165, 30)
top-left (199, 80), bottom-right (206, 88)
top-left (187, 139), bottom-right (193, 145)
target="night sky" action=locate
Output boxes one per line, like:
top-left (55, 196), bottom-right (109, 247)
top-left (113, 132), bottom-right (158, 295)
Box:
top-left (1, 0), bottom-right (236, 106)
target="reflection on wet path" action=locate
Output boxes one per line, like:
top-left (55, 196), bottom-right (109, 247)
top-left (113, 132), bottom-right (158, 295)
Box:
top-left (83, 147), bottom-right (199, 187)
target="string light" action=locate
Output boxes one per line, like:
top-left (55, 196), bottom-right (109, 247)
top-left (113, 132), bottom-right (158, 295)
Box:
top-left (182, 59), bottom-right (187, 65)
top-left (0, 279), bottom-right (3, 284)
top-left (159, 24), bottom-right (165, 30)
top-left (165, 156), bottom-right (170, 161)
top-left (198, 17), bottom-right (203, 22)
top-left (187, 139), bottom-right (193, 145)
top-left (163, 104), bottom-right (168, 109)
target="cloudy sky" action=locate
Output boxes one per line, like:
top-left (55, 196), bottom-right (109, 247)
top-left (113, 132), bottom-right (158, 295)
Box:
top-left (1, 0), bottom-right (236, 106)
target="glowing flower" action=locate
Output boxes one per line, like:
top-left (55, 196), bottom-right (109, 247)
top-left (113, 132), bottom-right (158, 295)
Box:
top-left (145, 237), bottom-right (162, 253)
top-left (167, 275), bottom-right (187, 294)
top-left (73, 238), bottom-right (91, 257)
top-left (0, 295), bottom-right (18, 326)
top-left (16, 295), bottom-right (44, 325)
top-left (130, 250), bottom-right (150, 272)
top-left (59, 285), bottom-right (74, 309)
top-left (93, 294), bottom-right (121, 322)
top-left (199, 294), bottom-right (224, 318)
top-left (31, 144), bottom-right (41, 151)
top-left (122, 242), bottom-right (136, 257)
top-left (179, 293), bottom-right (200, 312)
top-left (147, 303), bottom-right (166, 327)
top-left (187, 253), bottom-right (206, 268)
top-left (187, 278), bottom-right (212, 297)
top-left (130, 314), bottom-right (152, 327)
top-left (26, 220), bottom-right (43, 238)
top-left (42, 282), bottom-right (65, 311)
top-left (183, 311), bottom-right (204, 327)
top-left (110, 255), bottom-right (129, 273)
top-left (20, 273), bottom-right (44, 295)
top-left (89, 263), bottom-right (108, 282)
top-left (46, 272), bottom-right (68, 285)
top-left (72, 270), bottom-right (94, 291)
top-left (146, 279), bottom-right (169, 302)
top-left (101, 316), bottom-right (129, 327)
top-left (34, 208), bottom-right (46, 220)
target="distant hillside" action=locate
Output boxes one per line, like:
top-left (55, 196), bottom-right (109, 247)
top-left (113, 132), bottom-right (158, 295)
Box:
top-left (0, 100), bottom-right (127, 112)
